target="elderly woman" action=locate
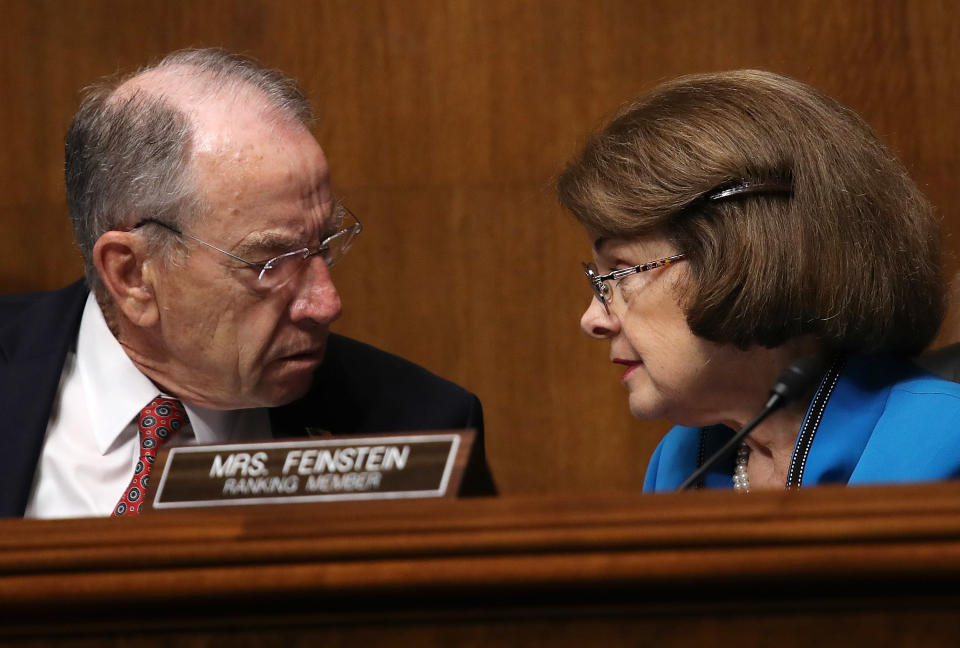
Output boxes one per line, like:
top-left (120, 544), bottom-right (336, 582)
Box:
top-left (558, 70), bottom-right (960, 492)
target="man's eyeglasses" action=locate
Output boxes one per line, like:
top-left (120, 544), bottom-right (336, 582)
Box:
top-left (131, 202), bottom-right (362, 291)
top-left (581, 180), bottom-right (791, 314)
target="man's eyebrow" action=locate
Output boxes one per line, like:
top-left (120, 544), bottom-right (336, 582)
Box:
top-left (233, 231), bottom-right (305, 258)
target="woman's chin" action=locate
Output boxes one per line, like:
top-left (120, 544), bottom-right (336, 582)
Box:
top-left (626, 393), bottom-right (666, 421)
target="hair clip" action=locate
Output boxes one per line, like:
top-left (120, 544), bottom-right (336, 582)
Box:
top-left (707, 181), bottom-right (793, 202)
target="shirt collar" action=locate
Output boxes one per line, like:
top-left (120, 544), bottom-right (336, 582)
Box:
top-left (185, 403), bottom-right (271, 444)
top-left (76, 294), bottom-right (271, 454)
top-left (77, 294), bottom-right (165, 455)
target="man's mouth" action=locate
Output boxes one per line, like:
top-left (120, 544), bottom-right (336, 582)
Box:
top-left (278, 345), bottom-right (326, 364)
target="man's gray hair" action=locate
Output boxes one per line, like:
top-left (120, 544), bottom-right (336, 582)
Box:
top-left (64, 48), bottom-right (314, 301)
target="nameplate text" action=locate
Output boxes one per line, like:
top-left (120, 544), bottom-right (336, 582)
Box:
top-left (149, 431), bottom-right (473, 510)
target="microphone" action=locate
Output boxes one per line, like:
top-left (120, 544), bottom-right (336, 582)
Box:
top-left (676, 356), bottom-right (825, 491)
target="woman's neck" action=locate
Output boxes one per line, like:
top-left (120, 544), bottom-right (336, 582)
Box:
top-left (740, 405), bottom-right (809, 490)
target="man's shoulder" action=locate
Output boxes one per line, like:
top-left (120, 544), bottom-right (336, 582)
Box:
top-left (0, 281), bottom-right (88, 360)
top-left (0, 281), bottom-right (88, 314)
top-left (273, 333), bottom-right (481, 436)
top-left (321, 334), bottom-right (473, 397)
top-left (270, 333), bottom-right (497, 496)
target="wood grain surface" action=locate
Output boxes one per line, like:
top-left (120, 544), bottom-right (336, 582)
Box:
top-left (1, 0), bottom-right (958, 495)
top-left (4, 482), bottom-right (960, 644)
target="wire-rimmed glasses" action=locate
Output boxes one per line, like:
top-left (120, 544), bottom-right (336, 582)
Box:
top-left (580, 180), bottom-right (791, 314)
top-left (583, 254), bottom-right (686, 314)
top-left (132, 202), bottom-right (362, 291)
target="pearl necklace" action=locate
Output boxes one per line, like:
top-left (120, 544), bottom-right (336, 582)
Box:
top-left (733, 443), bottom-right (750, 493)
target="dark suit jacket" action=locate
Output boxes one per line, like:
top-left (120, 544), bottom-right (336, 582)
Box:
top-left (0, 281), bottom-right (495, 517)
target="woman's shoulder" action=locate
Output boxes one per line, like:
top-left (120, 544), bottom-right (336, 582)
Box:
top-left (644, 426), bottom-right (698, 492)
top-left (845, 354), bottom-right (960, 483)
top-left (858, 353), bottom-right (960, 405)
top-left (844, 353), bottom-right (960, 397)
top-left (643, 424), bottom-right (734, 492)
top-left (914, 343), bottom-right (960, 384)
top-left (835, 354), bottom-right (960, 436)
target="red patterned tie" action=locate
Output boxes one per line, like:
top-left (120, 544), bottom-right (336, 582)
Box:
top-left (114, 397), bottom-right (188, 516)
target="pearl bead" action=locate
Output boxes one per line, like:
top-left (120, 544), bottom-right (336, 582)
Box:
top-left (734, 444), bottom-right (750, 493)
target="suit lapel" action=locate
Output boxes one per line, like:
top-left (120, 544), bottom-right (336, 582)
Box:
top-left (0, 281), bottom-right (87, 516)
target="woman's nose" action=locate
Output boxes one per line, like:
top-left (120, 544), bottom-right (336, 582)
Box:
top-left (580, 296), bottom-right (620, 339)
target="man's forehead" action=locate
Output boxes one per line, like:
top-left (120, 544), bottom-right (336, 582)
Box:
top-left (117, 65), bottom-right (333, 238)
top-left (193, 136), bottom-right (333, 248)
top-left (176, 92), bottom-right (330, 211)
top-left (190, 124), bottom-right (330, 201)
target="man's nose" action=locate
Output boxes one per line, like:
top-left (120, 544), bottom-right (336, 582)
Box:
top-left (290, 256), bottom-right (342, 325)
top-left (580, 296), bottom-right (619, 339)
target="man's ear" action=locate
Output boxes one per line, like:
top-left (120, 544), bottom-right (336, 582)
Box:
top-left (93, 231), bottom-right (160, 327)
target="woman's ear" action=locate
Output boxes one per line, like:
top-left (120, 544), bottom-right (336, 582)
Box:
top-left (92, 231), bottom-right (160, 327)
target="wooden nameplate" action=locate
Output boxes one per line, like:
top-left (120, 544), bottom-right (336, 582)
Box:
top-left (144, 429), bottom-right (474, 511)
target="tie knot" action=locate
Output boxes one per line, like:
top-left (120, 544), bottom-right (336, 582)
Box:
top-left (138, 397), bottom-right (188, 444)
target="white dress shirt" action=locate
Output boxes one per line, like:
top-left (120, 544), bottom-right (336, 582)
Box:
top-left (24, 293), bottom-right (271, 519)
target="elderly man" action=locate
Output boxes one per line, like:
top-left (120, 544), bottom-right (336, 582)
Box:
top-left (0, 48), bottom-right (495, 518)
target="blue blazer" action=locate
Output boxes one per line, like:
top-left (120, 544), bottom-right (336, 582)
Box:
top-left (0, 281), bottom-right (496, 516)
top-left (644, 355), bottom-right (960, 492)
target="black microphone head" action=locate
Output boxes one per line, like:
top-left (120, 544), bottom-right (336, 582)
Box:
top-left (769, 356), bottom-right (826, 404)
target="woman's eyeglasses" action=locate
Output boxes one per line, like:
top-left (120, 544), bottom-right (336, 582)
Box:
top-left (580, 180), bottom-right (791, 313)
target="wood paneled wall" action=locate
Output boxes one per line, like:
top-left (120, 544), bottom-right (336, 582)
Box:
top-left (2, 0), bottom-right (958, 495)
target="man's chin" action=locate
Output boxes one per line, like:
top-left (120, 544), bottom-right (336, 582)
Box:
top-left (258, 369), bottom-right (318, 407)
top-left (258, 365), bottom-right (316, 407)
top-left (258, 349), bottom-right (327, 404)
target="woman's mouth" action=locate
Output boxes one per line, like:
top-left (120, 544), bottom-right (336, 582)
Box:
top-left (613, 358), bottom-right (642, 380)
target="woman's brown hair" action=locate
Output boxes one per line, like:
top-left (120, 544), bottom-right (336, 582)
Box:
top-left (558, 70), bottom-right (942, 355)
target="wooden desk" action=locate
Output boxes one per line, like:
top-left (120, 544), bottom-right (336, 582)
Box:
top-left (3, 482), bottom-right (960, 646)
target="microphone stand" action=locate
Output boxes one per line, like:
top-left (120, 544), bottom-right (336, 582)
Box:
top-left (676, 393), bottom-right (783, 491)
top-left (676, 355), bottom-right (826, 491)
